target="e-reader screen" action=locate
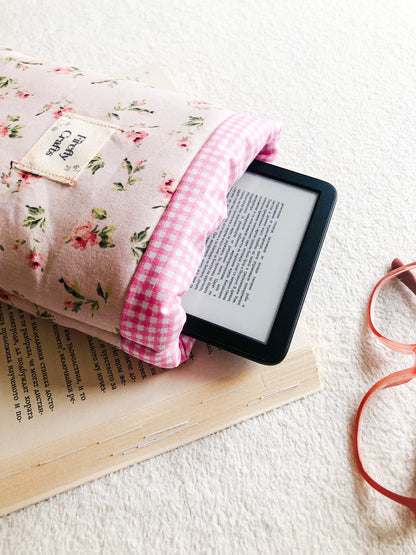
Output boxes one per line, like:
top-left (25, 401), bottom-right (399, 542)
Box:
top-left (181, 171), bottom-right (319, 343)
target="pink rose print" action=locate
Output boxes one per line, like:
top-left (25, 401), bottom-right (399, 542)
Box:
top-left (13, 240), bottom-right (26, 251)
top-left (70, 220), bottom-right (99, 250)
top-left (0, 115), bottom-right (24, 138)
top-left (190, 99), bottom-right (212, 110)
top-left (50, 66), bottom-right (84, 78)
top-left (35, 95), bottom-right (73, 118)
top-left (15, 91), bottom-right (32, 99)
top-left (177, 138), bottom-right (190, 149)
top-left (52, 67), bottom-right (73, 74)
top-left (67, 209), bottom-right (115, 250)
top-left (0, 288), bottom-right (10, 301)
top-left (1, 171), bottom-right (11, 185)
top-left (1, 169), bottom-right (41, 193)
top-left (64, 300), bottom-right (75, 310)
top-left (53, 105), bottom-right (73, 119)
top-left (26, 251), bottom-right (43, 270)
top-left (159, 177), bottom-right (177, 198)
top-left (125, 130), bottom-right (149, 145)
top-left (17, 170), bottom-right (41, 186)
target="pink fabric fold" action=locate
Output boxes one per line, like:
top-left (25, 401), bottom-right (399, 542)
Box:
top-left (120, 113), bottom-right (282, 367)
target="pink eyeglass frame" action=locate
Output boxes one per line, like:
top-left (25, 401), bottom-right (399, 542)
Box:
top-left (353, 259), bottom-right (416, 516)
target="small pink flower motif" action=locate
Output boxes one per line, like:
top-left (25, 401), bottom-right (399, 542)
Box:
top-left (17, 170), bottom-right (41, 186)
top-left (26, 252), bottom-right (43, 270)
top-left (177, 138), bottom-right (190, 149)
top-left (53, 106), bottom-right (73, 119)
top-left (64, 300), bottom-right (75, 310)
top-left (70, 220), bottom-right (98, 250)
top-left (16, 91), bottom-right (32, 99)
top-left (125, 130), bottom-right (149, 145)
top-left (0, 124), bottom-right (9, 137)
top-left (52, 67), bottom-right (73, 74)
top-left (1, 172), bottom-right (11, 185)
top-left (13, 244), bottom-right (19, 250)
top-left (193, 100), bottom-right (211, 109)
top-left (0, 288), bottom-right (10, 301)
top-left (159, 178), bottom-right (176, 198)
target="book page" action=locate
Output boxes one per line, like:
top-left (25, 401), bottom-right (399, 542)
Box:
top-left (0, 300), bottom-right (309, 460)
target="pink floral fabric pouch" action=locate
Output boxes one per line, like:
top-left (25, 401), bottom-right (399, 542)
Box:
top-left (0, 48), bottom-right (281, 368)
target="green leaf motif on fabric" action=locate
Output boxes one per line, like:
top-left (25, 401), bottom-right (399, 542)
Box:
top-left (130, 227), bottom-right (150, 260)
top-left (98, 225), bottom-right (116, 249)
top-left (59, 278), bottom-right (111, 317)
top-left (169, 115), bottom-right (205, 145)
top-left (97, 282), bottom-right (112, 302)
top-left (33, 305), bottom-right (54, 320)
top-left (91, 208), bottom-right (107, 220)
top-left (106, 99), bottom-right (154, 120)
top-left (23, 205), bottom-right (48, 232)
top-left (113, 158), bottom-right (146, 192)
top-left (5, 56), bottom-right (43, 70)
top-left (0, 115), bottom-right (25, 139)
top-left (0, 76), bottom-right (17, 88)
top-left (91, 79), bottom-right (120, 87)
top-left (184, 115), bottom-right (204, 129)
top-left (87, 154), bottom-right (105, 175)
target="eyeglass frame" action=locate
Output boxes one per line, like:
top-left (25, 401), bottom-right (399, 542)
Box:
top-left (353, 259), bottom-right (416, 517)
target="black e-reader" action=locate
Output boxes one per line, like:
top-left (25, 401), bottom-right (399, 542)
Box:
top-left (181, 160), bottom-right (336, 365)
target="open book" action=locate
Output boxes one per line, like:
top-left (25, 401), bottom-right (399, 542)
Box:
top-left (0, 66), bottom-right (321, 516)
top-left (0, 300), bottom-right (320, 516)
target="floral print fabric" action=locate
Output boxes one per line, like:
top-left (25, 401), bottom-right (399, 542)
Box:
top-left (0, 48), bottom-right (230, 344)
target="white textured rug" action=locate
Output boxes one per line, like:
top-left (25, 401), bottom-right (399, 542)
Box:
top-left (1, 1), bottom-right (416, 553)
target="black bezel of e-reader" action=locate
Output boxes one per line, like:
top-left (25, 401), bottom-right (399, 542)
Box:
top-left (182, 160), bottom-right (336, 365)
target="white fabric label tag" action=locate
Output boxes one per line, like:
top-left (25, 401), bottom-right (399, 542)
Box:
top-left (14, 114), bottom-right (121, 185)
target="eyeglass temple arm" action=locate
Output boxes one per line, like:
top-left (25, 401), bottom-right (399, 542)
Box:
top-left (391, 258), bottom-right (416, 295)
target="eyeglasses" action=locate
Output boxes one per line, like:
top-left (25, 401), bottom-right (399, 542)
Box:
top-left (354, 258), bottom-right (416, 516)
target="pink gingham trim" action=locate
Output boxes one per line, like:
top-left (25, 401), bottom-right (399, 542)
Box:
top-left (120, 113), bottom-right (282, 367)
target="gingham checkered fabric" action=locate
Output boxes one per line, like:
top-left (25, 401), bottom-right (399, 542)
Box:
top-left (120, 113), bottom-right (282, 367)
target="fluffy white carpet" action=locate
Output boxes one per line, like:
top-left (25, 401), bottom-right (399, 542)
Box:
top-left (1, 0), bottom-right (416, 552)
